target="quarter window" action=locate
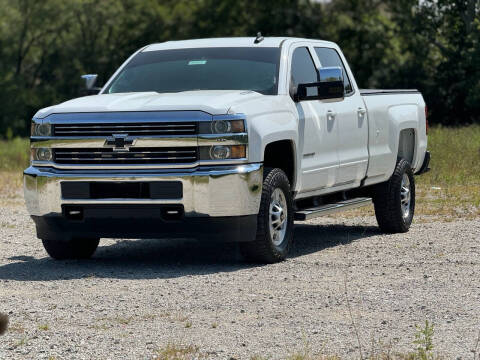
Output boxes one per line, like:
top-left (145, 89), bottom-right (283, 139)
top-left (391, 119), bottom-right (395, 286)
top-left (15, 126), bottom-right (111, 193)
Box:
top-left (314, 47), bottom-right (353, 94)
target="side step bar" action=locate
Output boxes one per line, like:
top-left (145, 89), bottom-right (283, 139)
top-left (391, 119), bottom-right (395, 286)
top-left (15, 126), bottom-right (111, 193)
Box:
top-left (294, 197), bottom-right (372, 221)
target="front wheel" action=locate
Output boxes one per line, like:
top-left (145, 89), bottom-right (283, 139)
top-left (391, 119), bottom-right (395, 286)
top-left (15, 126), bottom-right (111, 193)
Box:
top-left (373, 158), bottom-right (415, 233)
top-left (240, 168), bottom-right (294, 263)
top-left (42, 237), bottom-right (100, 260)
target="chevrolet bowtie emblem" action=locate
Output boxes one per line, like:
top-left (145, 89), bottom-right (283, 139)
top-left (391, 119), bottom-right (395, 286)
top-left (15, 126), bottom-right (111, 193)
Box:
top-left (104, 134), bottom-right (135, 152)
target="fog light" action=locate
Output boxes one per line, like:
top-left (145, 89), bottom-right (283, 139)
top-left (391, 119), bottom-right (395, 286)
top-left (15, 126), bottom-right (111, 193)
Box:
top-left (32, 148), bottom-right (52, 161)
top-left (210, 145), bottom-right (231, 160)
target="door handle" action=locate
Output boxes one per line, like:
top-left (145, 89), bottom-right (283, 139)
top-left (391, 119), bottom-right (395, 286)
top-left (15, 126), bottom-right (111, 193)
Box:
top-left (327, 110), bottom-right (336, 121)
top-left (357, 108), bottom-right (367, 120)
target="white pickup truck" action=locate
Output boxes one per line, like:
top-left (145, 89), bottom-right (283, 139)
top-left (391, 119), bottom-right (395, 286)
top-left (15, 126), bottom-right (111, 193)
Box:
top-left (24, 36), bottom-right (430, 263)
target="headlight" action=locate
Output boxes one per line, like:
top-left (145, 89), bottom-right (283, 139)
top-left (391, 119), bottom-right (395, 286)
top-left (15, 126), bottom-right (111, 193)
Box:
top-left (31, 122), bottom-right (52, 137)
top-left (31, 148), bottom-right (53, 162)
top-left (198, 120), bottom-right (245, 134)
top-left (210, 145), bottom-right (231, 160)
top-left (200, 145), bottom-right (246, 160)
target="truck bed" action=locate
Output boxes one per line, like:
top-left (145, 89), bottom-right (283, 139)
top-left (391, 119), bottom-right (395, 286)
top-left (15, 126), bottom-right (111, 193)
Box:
top-left (359, 89), bottom-right (427, 185)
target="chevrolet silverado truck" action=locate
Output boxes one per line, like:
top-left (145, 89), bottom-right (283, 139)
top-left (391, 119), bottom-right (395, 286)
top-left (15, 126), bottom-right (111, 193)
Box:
top-left (24, 36), bottom-right (430, 263)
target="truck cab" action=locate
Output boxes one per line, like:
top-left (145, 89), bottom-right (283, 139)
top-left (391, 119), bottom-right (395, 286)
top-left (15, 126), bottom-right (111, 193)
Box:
top-left (24, 37), bottom-right (430, 262)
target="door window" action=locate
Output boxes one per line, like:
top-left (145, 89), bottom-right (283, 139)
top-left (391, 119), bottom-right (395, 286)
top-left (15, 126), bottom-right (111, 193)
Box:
top-left (290, 47), bottom-right (318, 97)
top-left (314, 47), bottom-right (353, 94)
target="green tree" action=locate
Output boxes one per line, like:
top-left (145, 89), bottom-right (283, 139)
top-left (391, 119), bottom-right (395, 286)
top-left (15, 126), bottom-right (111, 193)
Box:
top-left (0, 0), bottom-right (72, 136)
top-left (386, 0), bottom-right (480, 124)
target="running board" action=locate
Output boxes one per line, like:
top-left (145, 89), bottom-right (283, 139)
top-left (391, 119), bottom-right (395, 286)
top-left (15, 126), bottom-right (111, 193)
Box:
top-left (294, 197), bottom-right (372, 221)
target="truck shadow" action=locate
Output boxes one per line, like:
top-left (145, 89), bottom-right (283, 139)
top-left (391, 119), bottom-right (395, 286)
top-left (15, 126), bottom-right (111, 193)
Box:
top-left (0, 223), bottom-right (380, 281)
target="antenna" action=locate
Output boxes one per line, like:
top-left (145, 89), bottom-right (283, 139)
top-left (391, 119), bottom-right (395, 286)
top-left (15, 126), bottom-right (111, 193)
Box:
top-left (254, 32), bottom-right (264, 44)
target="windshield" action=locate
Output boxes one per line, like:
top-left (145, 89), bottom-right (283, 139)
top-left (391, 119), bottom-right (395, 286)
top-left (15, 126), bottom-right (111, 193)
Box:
top-left (106, 47), bottom-right (280, 95)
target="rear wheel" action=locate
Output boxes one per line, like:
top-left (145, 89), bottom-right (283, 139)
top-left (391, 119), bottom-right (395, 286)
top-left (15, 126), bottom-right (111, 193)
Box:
top-left (241, 168), bottom-right (294, 263)
top-left (42, 237), bottom-right (100, 260)
top-left (373, 158), bottom-right (415, 233)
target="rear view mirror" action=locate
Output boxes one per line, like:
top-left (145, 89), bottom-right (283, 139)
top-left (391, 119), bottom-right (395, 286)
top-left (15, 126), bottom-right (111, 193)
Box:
top-left (295, 67), bottom-right (345, 102)
top-left (81, 74), bottom-right (102, 95)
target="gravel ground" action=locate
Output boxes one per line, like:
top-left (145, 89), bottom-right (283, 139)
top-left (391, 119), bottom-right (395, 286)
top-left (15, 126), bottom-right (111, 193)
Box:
top-left (0, 203), bottom-right (479, 360)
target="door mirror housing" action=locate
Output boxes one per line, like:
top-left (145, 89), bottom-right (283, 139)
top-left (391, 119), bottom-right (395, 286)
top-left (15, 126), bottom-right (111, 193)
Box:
top-left (81, 74), bottom-right (102, 95)
top-left (294, 67), bottom-right (345, 102)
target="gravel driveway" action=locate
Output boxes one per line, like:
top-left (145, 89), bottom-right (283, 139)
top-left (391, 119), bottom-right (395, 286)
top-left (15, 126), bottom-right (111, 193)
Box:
top-left (0, 203), bottom-right (479, 359)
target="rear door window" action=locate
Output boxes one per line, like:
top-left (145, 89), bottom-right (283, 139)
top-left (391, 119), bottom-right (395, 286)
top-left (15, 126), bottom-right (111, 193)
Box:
top-left (314, 47), bottom-right (353, 94)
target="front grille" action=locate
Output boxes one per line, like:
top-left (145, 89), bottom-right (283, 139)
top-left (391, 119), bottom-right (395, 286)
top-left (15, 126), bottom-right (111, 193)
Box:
top-left (53, 147), bottom-right (198, 165)
top-left (53, 122), bottom-right (197, 137)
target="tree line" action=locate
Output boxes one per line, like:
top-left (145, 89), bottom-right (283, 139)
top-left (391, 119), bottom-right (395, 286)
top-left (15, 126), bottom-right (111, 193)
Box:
top-left (0, 0), bottom-right (478, 138)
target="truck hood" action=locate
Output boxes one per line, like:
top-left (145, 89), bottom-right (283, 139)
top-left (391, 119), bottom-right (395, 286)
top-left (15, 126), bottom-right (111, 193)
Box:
top-left (34, 90), bottom-right (265, 118)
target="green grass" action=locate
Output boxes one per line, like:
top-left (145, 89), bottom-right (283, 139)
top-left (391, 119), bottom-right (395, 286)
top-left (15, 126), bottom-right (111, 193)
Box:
top-left (418, 125), bottom-right (480, 186)
top-left (0, 138), bottom-right (28, 202)
top-left (38, 323), bottom-right (49, 331)
top-left (155, 321), bottom-right (445, 359)
top-left (155, 344), bottom-right (201, 360)
top-left (0, 126), bottom-right (479, 217)
top-left (414, 125), bottom-right (480, 219)
top-left (157, 323), bottom-right (446, 360)
top-left (0, 137), bottom-right (29, 171)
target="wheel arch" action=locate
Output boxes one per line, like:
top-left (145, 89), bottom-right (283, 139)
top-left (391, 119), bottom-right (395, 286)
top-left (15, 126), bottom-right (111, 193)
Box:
top-left (397, 128), bottom-right (417, 166)
top-left (263, 139), bottom-right (297, 190)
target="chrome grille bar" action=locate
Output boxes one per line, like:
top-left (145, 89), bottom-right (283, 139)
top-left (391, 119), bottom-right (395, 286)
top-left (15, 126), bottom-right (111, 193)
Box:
top-left (54, 150), bottom-right (197, 155)
top-left (53, 147), bottom-right (198, 165)
top-left (53, 122), bottom-right (197, 137)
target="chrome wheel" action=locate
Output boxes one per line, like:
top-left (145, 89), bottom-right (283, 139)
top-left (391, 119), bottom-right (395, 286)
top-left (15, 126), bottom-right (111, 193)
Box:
top-left (400, 173), bottom-right (411, 219)
top-left (269, 188), bottom-right (288, 246)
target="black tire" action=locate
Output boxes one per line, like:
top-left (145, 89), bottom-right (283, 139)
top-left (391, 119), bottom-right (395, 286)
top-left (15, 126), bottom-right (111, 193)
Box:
top-left (41, 237), bottom-right (100, 260)
top-left (240, 168), bottom-right (294, 263)
top-left (373, 158), bottom-right (415, 233)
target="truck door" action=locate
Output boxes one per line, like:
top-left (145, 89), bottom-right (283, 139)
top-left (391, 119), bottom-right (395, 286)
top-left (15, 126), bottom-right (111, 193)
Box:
top-left (314, 47), bottom-right (369, 187)
top-left (289, 46), bottom-right (339, 194)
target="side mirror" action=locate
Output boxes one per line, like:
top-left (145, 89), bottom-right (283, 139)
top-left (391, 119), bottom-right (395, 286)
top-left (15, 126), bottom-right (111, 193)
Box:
top-left (295, 67), bottom-right (345, 102)
top-left (81, 74), bottom-right (102, 95)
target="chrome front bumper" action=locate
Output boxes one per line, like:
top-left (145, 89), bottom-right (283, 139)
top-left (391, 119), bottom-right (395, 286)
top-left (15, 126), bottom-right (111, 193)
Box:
top-left (24, 163), bottom-right (263, 217)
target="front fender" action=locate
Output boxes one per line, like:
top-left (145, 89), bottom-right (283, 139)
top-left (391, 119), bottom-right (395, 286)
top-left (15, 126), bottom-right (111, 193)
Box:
top-left (230, 94), bottom-right (300, 187)
top-left (248, 111), bottom-right (298, 162)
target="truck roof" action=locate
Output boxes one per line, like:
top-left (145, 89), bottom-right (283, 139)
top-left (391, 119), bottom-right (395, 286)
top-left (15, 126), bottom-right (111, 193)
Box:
top-left (143, 37), bottom-right (336, 51)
